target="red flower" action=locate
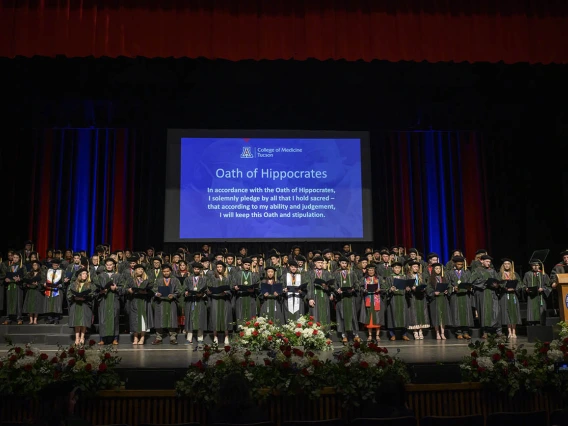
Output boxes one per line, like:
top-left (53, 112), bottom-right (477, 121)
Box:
top-left (353, 341), bottom-right (360, 349)
top-left (25, 350), bottom-right (34, 356)
top-left (40, 353), bottom-right (49, 361)
top-left (216, 360), bottom-right (224, 366)
top-left (59, 352), bottom-right (67, 359)
top-left (14, 347), bottom-right (22, 354)
top-left (78, 349), bottom-right (85, 357)
top-left (24, 364), bottom-right (33, 372)
top-left (85, 363), bottom-right (92, 372)
top-left (204, 345), bottom-right (211, 351)
top-left (312, 359), bottom-right (320, 367)
top-left (89, 340), bottom-right (96, 346)
top-left (251, 316), bottom-right (257, 319)
top-left (245, 321), bottom-right (251, 326)
top-left (307, 321), bottom-right (313, 327)
top-left (296, 323), bottom-right (302, 328)
top-left (283, 350), bottom-right (292, 358)
top-left (104, 352), bottom-right (111, 359)
top-left (471, 351), bottom-right (478, 358)
top-left (544, 341), bottom-right (550, 346)
top-left (492, 353), bottom-right (501, 362)
top-left (276, 332), bottom-right (282, 338)
top-left (53, 371), bottom-right (61, 380)
top-left (316, 322), bottom-right (321, 327)
top-left (268, 320), bottom-right (273, 325)
top-left (249, 361), bottom-right (255, 367)
top-left (383, 348), bottom-right (389, 354)
top-left (522, 360), bottom-right (529, 367)
top-left (203, 352), bottom-right (210, 360)
top-left (254, 322), bottom-right (260, 327)
top-left (471, 360), bottom-right (478, 367)
top-left (539, 347), bottom-right (549, 354)
top-left (293, 348), bottom-right (304, 357)
top-left (51, 357), bottom-right (58, 364)
top-left (477, 367), bottom-right (486, 373)
top-left (283, 338), bottom-right (289, 344)
top-left (360, 361), bottom-right (369, 368)
top-left (387, 358), bottom-right (393, 365)
top-left (68, 347), bottom-right (75, 355)
top-left (309, 316), bottom-right (314, 320)
top-left (99, 363), bottom-right (107, 372)
top-left (240, 361), bottom-right (247, 367)
top-left (346, 351), bottom-right (354, 358)
top-left (252, 330), bottom-right (259, 336)
top-left (224, 346), bottom-right (231, 352)
top-left (312, 330), bottom-right (318, 335)
top-left (264, 359), bottom-right (272, 366)
top-left (307, 351), bottom-right (315, 358)
top-left (563, 337), bottom-right (568, 344)
top-left (377, 360), bottom-right (386, 367)
top-left (68, 359), bottom-right (76, 367)
top-left (245, 350), bottom-right (252, 357)
top-left (505, 350), bottom-right (515, 360)
top-left (498, 344), bottom-right (505, 351)
top-left (295, 332), bottom-right (301, 337)
top-left (239, 331), bottom-right (245, 337)
top-left (282, 361), bottom-right (290, 369)
top-left (267, 335), bottom-right (273, 341)
top-left (326, 339), bottom-right (331, 345)
top-left (302, 368), bottom-right (310, 376)
top-left (192, 360), bottom-right (203, 369)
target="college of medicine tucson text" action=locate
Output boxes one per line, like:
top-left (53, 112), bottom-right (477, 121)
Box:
top-left (215, 168), bottom-right (328, 180)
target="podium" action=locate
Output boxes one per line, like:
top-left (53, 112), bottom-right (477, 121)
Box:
top-left (557, 274), bottom-right (568, 321)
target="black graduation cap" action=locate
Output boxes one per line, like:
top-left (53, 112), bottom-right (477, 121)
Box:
top-left (190, 262), bottom-right (203, 269)
top-left (133, 264), bottom-right (145, 270)
top-left (391, 261), bottom-right (403, 267)
top-left (366, 262), bottom-right (377, 269)
top-left (372, 248), bottom-right (381, 254)
top-left (104, 258), bottom-right (117, 264)
top-left (150, 256), bottom-right (163, 263)
top-left (501, 258), bottom-right (513, 264)
top-left (431, 262), bottom-right (443, 268)
top-left (379, 249), bottom-right (390, 256)
top-left (161, 263), bottom-right (173, 270)
top-left (529, 249), bottom-right (549, 265)
top-left (241, 257), bottom-right (252, 264)
top-left (76, 267), bottom-right (89, 276)
top-left (201, 256), bottom-right (211, 263)
top-left (476, 249), bottom-right (487, 255)
top-left (560, 249), bottom-right (568, 258)
top-left (127, 256), bottom-right (139, 263)
top-left (215, 260), bottom-right (226, 267)
top-left (287, 260), bottom-right (298, 267)
top-left (72, 252), bottom-right (81, 257)
top-left (295, 255), bottom-right (306, 261)
top-left (406, 260), bottom-right (420, 267)
top-left (452, 256), bottom-right (465, 263)
top-left (427, 252), bottom-right (439, 260)
top-left (291, 245), bottom-right (301, 250)
top-left (225, 252), bottom-right (235, 258)
top-left (338, 256), bottom-right (349, 263)
top-left (480, 255), bottom-right (493, 261)
top-left (312, 256), bottom-right (324, 262)
top-left (265, 265), bottom-right (276, 271)
top-left (408, 248), bottom-right (418, 254)
top-left (322, 248), bottom-right (333, 255)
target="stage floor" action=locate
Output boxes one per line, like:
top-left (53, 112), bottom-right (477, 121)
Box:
top-left (29, 337), bottom-right (534, 368)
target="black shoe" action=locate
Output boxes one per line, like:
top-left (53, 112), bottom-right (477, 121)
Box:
top-left (170, 340), bottom-right (178, 345)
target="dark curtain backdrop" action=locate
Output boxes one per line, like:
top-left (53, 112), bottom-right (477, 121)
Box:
top-left (1, 0), bottom-right (568, 64)
top-left (1, 57), bottom-right (567, 269)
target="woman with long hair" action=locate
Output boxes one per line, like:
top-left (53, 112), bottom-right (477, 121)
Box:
top-left (126, 264), bottom-right (154, 345)
top-left (359, 264), bottom-right (383, 342)
top-left (259, 266), bottom-right (284, 324)
top-left (2, 252), bottom-right (26, 325)
top-left (426, 263), bottom-right (452, 340)
top-left (406, 260), bottom-right (430, 340)
top-left (207, 261), bottom-right (233, 345)
top-left (67, 268), bottom-right (94, 346)
top-left (23, 260), bottom-right (45, 325)
top-left (498, 258), bottom-right (522, 338)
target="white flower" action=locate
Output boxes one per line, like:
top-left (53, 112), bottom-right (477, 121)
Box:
top-left (547, 349), bottom-right (564, 362)
top-left (477, 357), bottom-right (494, 371)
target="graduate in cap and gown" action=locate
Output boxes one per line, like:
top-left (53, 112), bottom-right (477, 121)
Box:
top-left (183, 262), bottom-right (208, 348)
top-left (67, 268), bottom-right (95, 346)
top-left (497, 258), bottom-right (522, 338)
top-left (147, 256), bottom-right (164, 284)
top-left (384, 262), bottom-right (411, 341)
top-left (44, 259), bottom-right (65, 324)
top-left (2, 252), bottom-right (26, 325)
top-left (446, 256), bottom-right (474, 339)
top-left (282, 260), bottom-right (307, 321)
top-left (333, 257), bottom-right (360, 344)
top-left (406, 260), bottom-right (429, 340)
top-left (22, 260), bottom-right (45, 325)
top-left (521, 260), bottom-right (552, 325)
top-left (207, 261), bottom-right (233, 345)
top-left (550, 250), bottom-right (568, 287)
top-left (359, 263), bottom-right (383, 342)
top-left (126, 264), bottom-right (154, 345)
top-left (96, 258), bottom-right (123, 345)
top-left (233, 257), bottom-right (260, 322)
top-left (306, 256), bottom-right (334, 325)
top-left (259, 266), bottom-right (285, 324)
top-left (471, 255), bottom-right (502, 338)
top-left (152, 264), bottom-right (182, 345)
top-left (426, 263), bottom-right (452, 340)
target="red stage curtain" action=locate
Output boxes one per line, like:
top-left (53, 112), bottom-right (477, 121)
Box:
top-left (1, 0), bottom-right (567, 64)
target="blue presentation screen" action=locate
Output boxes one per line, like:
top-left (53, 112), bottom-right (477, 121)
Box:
top-left (164, 130), bottom-right (372, 242)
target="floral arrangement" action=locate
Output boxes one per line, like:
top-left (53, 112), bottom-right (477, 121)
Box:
top-left (332, 340), bottom-right (410, 406)
top-left (234, 316), bottom-right (281, 351)
top-left (558, 320), bottom-right (568, 339)
top-left (0, 341), bottom-right (122, 397)
top-left (233, 315), bottom-right (332, 352)
top-left (176, 341), bottom-right (409, 407)
top-left (281, 315), bottom-right (333, 351)
top-left (460, 335), bottom-right (568, 397)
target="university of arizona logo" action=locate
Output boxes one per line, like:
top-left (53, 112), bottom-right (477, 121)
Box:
top-left (240, 146), bottom-right (254, 158)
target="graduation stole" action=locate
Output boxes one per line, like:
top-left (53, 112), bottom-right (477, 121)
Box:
top-left (340, 269), bottom-right (350, 287)
top-left (315, 269), bottom-right (323, 296)
top-left (192, 275), bottom-right (199, 290)
top-left (164, 278), bottom-right (171, 287)
top-left (364, 276), bottom-right (380, 310)
top-left (46, 269), bottom-right (62, 297)
top-left (154, 269), bottom-right (160, 278)
top-left (241, 271), bottom-right (251, 286)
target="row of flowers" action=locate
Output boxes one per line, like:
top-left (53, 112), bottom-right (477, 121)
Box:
top-left (175, 339), bottom-right (410, 407)
top-left (235, 315), bottom-right (333, 351)
top-left (0, 340), bottom-right (122, 396)
top-left (460, 334), bottom-right (568, 397)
